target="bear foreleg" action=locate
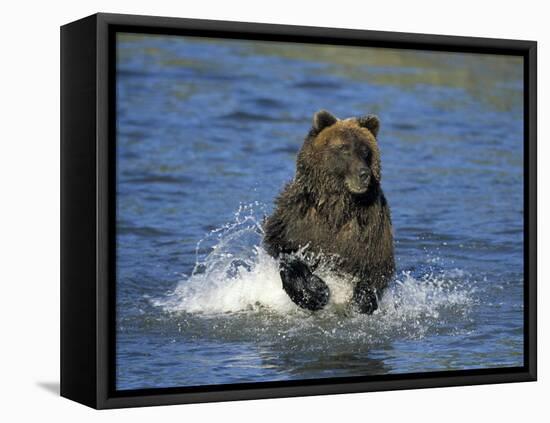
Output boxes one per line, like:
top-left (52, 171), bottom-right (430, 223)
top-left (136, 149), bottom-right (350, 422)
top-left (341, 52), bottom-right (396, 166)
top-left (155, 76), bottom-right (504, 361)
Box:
top-left (279, 257), bottom-right (330, 311)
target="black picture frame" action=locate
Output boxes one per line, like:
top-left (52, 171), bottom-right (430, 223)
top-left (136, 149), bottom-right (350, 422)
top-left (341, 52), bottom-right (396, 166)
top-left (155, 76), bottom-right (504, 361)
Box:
top-left (60, 12), bottom-right (537, 409)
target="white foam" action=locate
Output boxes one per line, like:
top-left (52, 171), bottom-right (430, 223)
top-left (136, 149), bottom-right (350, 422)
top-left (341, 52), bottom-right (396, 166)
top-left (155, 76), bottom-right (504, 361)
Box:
top-left (157, 246), bottom-right (297, 314)
top-left (154, 203), bottom-right (476, 333)
top-left (380, 270), bottom-right (475, 320)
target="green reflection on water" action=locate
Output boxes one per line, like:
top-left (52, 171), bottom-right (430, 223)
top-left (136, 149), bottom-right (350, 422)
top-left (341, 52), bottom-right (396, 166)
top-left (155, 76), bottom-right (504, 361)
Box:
top-left (117, 33), bottom-right (523, 112)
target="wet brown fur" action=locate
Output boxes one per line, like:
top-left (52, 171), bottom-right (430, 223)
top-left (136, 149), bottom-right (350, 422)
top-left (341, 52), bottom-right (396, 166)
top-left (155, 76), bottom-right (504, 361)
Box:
top-left (264, 112), bottom-right (395, 292)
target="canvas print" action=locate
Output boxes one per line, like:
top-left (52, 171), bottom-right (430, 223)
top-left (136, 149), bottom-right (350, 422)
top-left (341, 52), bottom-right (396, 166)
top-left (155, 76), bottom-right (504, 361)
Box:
top-left (115, 33), bottom-right (524, 390)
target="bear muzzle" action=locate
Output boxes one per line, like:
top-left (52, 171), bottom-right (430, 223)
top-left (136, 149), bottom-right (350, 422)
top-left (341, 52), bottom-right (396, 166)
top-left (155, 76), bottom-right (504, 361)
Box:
top-left (345, 166), bottom-right (371, 194)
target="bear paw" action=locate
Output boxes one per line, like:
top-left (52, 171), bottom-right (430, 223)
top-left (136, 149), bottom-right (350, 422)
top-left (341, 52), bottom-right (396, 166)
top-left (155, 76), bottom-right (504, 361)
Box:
top-left (280, 259), bottom-right (330, 311)
top-left (352, 282), bottom-right (378, 315)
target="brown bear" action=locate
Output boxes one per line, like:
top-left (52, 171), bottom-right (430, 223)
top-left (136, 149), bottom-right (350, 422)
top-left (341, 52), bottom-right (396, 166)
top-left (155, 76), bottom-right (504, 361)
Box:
top-left (263, 110), bottom-right (394, 314)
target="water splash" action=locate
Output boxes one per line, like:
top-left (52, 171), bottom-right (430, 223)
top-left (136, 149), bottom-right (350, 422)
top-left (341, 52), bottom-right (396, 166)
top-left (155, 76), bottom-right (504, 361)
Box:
top-left (154, 203), bottom-right (477, 342)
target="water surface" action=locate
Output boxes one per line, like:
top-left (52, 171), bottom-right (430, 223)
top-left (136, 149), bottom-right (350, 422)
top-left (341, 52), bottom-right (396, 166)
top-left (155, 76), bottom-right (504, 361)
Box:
top-left (116, 34), bottom-right (524, 390)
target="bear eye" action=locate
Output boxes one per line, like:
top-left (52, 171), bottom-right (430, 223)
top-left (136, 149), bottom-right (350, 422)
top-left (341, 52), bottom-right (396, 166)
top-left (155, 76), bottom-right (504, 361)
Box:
top-left (336, 144), bottom-right (350, 152)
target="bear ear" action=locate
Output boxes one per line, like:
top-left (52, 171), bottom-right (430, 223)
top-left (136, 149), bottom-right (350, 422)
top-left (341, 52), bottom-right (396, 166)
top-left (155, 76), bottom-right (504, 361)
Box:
top-left (357, 114), bottom-right (380, 137)
top-left (312, 110), bottom-right (338, 133)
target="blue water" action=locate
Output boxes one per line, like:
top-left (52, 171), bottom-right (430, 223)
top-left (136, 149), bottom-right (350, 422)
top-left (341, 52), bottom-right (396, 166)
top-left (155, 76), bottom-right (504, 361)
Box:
top-left (115, 34), bottom-right (524, 390)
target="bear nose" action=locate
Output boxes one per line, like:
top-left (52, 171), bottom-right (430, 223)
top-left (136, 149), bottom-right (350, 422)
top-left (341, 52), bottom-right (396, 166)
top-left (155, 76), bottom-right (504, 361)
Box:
top-left (359, 168), bottom-right (370, 181)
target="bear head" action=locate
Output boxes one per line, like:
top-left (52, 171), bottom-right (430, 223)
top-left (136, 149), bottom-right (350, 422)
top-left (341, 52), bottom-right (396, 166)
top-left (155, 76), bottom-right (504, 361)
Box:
top-left (296, 110), bottom-right (382, 199)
